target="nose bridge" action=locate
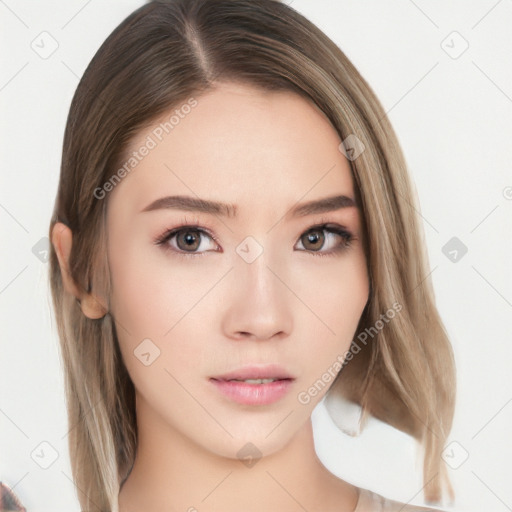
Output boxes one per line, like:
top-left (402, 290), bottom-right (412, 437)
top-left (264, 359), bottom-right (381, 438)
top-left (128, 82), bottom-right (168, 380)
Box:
top-left (222, 236), bottom-right (293, 340)
top-left (240, 244), bottom-right (275, 295)
top-left (237, 237), bottom-right (280, 306)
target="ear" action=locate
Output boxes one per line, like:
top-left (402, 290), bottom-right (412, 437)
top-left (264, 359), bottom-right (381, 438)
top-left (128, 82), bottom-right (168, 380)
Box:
top-left (51, 222), bottom-right (108, 319)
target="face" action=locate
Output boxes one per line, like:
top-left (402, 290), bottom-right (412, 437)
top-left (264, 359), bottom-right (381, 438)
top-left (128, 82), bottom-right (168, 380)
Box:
top-left (106, 81), bottom-right (369, 458)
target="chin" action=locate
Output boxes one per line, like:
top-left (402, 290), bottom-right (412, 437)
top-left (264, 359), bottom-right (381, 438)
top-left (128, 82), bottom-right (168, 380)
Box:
top-left (190, 412), bottom-right (310, 463)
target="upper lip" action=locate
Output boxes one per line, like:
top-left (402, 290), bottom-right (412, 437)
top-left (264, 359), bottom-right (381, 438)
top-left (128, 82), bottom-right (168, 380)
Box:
top-left (210, 364), bottom-right (295, 381)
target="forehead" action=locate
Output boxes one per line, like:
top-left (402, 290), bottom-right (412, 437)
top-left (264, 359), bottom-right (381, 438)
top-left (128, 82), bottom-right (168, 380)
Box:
top-left (108, 82), bottom-right (357, 219)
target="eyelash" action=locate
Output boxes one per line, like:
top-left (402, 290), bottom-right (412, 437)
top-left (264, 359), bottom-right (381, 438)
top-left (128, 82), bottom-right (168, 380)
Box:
top-left (154, 215), bottom-right (355, 259)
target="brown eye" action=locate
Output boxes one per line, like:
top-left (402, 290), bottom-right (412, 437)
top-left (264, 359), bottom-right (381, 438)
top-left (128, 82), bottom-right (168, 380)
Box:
top-left (175, 229), bottom-right (203, 252)
top-left (301, 229), bottom-right (325, 251)
top-left (156, 225), bottom-right (219, 257)
top-left (295, 224), bottom-right (354, 257)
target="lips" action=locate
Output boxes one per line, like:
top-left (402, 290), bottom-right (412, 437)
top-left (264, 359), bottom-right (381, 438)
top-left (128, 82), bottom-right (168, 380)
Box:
top-left (209, 364), bottom-right (295, 405)
top-left (210, 363), bottom-right (295, 382)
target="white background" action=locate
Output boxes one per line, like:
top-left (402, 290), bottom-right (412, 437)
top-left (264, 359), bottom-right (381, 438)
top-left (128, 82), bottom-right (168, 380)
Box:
top-left (1, 1), bottom-right (511, 511)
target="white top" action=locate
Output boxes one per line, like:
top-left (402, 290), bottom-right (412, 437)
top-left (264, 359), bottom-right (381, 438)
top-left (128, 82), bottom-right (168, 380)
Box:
top-left (354, 487), bottom-right (442, 512)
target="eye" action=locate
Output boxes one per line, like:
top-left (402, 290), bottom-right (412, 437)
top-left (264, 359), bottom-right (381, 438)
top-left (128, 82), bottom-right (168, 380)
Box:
top-left (294, 224), bottom-right (354, 257)
top-left (154, 218), bottom-right (355, 258)
top-left (155, 225), bottom-right (219, 258)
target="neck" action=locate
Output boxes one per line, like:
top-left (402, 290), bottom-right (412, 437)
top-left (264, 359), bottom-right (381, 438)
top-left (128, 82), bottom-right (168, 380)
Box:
top-left (118, 393), bottom-right (358, 512)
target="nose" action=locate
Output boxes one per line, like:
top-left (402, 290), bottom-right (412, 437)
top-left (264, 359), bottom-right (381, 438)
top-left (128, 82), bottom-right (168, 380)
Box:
top-left (220, 249), bottom-right (293, 342)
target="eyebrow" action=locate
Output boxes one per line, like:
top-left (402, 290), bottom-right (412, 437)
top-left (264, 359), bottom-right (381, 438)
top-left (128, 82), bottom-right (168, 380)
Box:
top-left (140, 194), bottom-right (356, 218)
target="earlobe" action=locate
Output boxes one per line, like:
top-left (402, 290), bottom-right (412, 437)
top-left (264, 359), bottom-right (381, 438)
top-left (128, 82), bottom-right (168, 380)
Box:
top-left (79, 294), bottom-right (109, 319)
top-left (51, 222), bottom-right (108, 319)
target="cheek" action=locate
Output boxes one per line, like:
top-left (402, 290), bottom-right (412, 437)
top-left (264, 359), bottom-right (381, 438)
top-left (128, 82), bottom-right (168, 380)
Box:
top-left (293, 253), bottom-right (369, 380)
top-left (107, 244), bottom-right (211, 411)
top-left (108, 234), bottom-right (203, 338)
top-left (107, 232), bottom-right (210, 377)
top-left (295, 251), bottom-right (369, 337)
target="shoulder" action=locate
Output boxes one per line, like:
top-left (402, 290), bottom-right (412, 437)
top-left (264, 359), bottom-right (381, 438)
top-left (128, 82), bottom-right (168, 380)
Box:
top-left (354, 487), bottom-right (445, 512)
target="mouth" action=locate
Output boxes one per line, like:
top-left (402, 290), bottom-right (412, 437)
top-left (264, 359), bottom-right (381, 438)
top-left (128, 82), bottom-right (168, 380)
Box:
top-left (209, 364), bottom-right (295, 405)
top-left (215, 377), bottom-right (290, 384)
top-left (210, 363), bottom-right (295, 382)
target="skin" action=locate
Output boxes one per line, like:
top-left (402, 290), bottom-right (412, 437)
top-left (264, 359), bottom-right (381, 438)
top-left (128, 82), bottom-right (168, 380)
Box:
top-left (52, 81), bottom-right (370, 512)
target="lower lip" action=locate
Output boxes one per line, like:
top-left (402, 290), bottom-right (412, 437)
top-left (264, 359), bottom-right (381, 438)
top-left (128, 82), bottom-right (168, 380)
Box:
top-left (209, 378), bottom-right (294, 405)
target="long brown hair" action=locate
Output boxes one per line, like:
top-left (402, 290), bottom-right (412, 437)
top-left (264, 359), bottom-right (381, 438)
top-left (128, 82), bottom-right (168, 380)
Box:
top-left (48, 1), bottom-right (456, 510)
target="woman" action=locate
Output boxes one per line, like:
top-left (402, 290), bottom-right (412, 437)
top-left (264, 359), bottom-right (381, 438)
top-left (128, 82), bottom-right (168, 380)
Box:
top-left (48, 1), bottom-right (456, 510)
